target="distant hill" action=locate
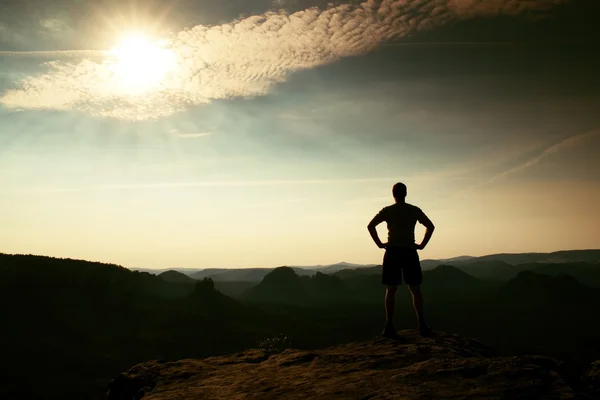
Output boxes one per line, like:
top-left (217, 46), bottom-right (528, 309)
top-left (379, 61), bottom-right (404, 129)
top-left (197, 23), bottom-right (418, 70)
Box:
top-left (188, 263), bottom-right (378, 282)
top-left (158, 270), bottom-right (196, 284)
top-left (190, 267), bottom-right (316, 282)
top-left (332, 265), bottom-right (380, 279)
top-left (134, 267), bottom-right (205, 275)
top-left (330, 250), bottom-right (600, 280)
top-left (243, 264), bottom-right (498, 307)
top-left (243, 267), bottom-right (308, 305)
top-left (453, 260), bottom-right (600, 287)
top-left (340, 250), bottom-right (600, 281)
top-left (132, 250), bottom-right (600, 280)
top-left (454, 249), bottom-right (600, 266)
top-left (242, 267), bottom-right (350, 306)
top-left (438, 255), bottom-right (476, 262)
top-left (291, 262), bottom-right (378, 273)
top-left (420, 249), bottom-right (600, 270)
top-left (330, 260), bottom-right (522, 279)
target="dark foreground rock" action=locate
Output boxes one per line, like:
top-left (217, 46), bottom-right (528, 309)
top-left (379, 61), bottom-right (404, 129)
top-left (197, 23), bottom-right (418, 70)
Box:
top-left (108, 330), bottom-right (592, 400)
top-left (584, 361), bottom-right (600, 397)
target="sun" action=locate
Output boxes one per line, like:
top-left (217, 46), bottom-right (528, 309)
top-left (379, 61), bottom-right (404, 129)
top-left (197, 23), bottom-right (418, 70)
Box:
top-left (109, 32), bottom-right (177, 95)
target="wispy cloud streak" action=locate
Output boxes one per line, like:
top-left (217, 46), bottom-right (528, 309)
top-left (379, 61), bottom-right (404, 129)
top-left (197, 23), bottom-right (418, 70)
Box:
top-left (1, 177), bottom-right (400, 194)
top-left (169, 129), bottom-right (213, 138)
top-left (486, 129), bottom-right (600, 184)
top-left (438, 128), bottom-right (600, 204)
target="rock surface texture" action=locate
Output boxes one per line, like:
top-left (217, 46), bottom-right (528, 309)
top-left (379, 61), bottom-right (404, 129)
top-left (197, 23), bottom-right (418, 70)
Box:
top-left (108, 330), bottom-right (596, 400)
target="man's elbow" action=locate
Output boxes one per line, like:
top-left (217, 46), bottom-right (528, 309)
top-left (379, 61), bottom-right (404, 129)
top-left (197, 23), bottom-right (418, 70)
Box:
top-left (367, 223), bottom-right (377, 230)
top-left (427, 224), bottom-right (436, 232)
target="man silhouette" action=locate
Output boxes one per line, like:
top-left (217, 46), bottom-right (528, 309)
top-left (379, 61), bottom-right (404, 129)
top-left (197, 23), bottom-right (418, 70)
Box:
top-left (367, 182), bottom-right (435, 338)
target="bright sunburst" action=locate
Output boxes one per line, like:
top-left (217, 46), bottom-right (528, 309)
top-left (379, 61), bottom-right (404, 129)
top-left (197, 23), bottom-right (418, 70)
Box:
top-left (109, 32), bottom-right (177, 95)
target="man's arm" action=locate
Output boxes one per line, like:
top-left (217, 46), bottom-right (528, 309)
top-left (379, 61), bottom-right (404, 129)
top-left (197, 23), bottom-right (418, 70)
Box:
top-left (367, 211), bottom-right (387, 249)
top-left (416, 210), bottom-right (435, 250)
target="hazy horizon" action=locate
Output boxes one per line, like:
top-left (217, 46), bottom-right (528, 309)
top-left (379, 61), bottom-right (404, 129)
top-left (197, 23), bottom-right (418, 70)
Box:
top-left (1, 0), bottom-right (599, 269)
top-left (4, 247), bottom-right (600, 271)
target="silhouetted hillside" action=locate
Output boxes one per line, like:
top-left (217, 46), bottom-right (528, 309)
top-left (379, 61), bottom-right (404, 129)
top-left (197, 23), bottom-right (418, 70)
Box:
top-left (426, 264), bottom-right (478, 281)
top-left (496, 270), bottom-right (600, 306)
top-left (455, 261), bottom-right (527, 281)
top-left (476, 271), bottom-right (600, 366)
top-left (528, 262), bottom-right (600, 288)
top-left (213, 281), bottom-right (257, 299)
top-left (336, 265), bottom-right (500, 306)
top-left (0, 254), bottom-right (275, 400)
top-left (422, 264), bottom-right (500, 301)
top-left (0, 253), bottom-right (194, 299)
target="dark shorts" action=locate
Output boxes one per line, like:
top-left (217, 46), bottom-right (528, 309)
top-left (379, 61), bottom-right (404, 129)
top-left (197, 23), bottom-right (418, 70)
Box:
top-left (382, 247), bottom-right (422, 286)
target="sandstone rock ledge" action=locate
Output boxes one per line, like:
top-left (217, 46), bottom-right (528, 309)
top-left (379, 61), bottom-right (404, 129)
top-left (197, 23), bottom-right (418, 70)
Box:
top-left (585, 360), bottom-right (600, 395)
top-left (107, 330), bottom-right (584, 400)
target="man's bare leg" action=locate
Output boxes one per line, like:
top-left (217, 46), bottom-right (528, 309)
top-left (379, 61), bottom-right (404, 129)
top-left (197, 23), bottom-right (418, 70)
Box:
top-left (409, 284), bottom-right (431, 336)
top-left (385, 285), bottom-right (397, 325)
top-left (382, 285), bottom-right (397, 336)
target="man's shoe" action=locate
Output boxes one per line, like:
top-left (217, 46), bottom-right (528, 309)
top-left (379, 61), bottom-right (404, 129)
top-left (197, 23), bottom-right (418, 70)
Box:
top-left (418, 325), bottom-right (434, 338)
top-left (381, 324), bottom-right (399, 338)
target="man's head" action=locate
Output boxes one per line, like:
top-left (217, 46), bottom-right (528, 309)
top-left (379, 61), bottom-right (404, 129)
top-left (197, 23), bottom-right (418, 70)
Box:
top-left (392, 182), bottom-right (407, 201)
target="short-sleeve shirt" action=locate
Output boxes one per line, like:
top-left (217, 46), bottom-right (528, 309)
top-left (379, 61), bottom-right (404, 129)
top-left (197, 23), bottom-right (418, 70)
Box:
top-left (371, 203), bottom-right (426, 248)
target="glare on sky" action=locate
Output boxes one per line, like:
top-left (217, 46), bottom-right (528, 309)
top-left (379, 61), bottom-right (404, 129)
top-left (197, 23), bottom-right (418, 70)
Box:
top-left (108, 32), bottom-right (177, 95)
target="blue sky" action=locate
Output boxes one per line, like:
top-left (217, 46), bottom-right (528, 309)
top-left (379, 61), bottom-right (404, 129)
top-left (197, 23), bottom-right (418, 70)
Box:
top-left (0, 0), bottom-right (599, 268)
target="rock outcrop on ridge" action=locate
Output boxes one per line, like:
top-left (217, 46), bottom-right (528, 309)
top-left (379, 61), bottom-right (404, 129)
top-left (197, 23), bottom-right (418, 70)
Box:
top-left (108, 330), bottom-right (597, 399)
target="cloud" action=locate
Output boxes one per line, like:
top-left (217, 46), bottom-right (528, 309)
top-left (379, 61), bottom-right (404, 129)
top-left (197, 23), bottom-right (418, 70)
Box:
top-left (169, 129), bottom-right (213, 138)
top-left (0, 0), bottom-right (568, 120)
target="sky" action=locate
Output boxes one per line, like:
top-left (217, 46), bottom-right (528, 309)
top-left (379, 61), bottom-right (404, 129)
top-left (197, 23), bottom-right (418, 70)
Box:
top-left (0, 0), bottom-right (599, 269)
